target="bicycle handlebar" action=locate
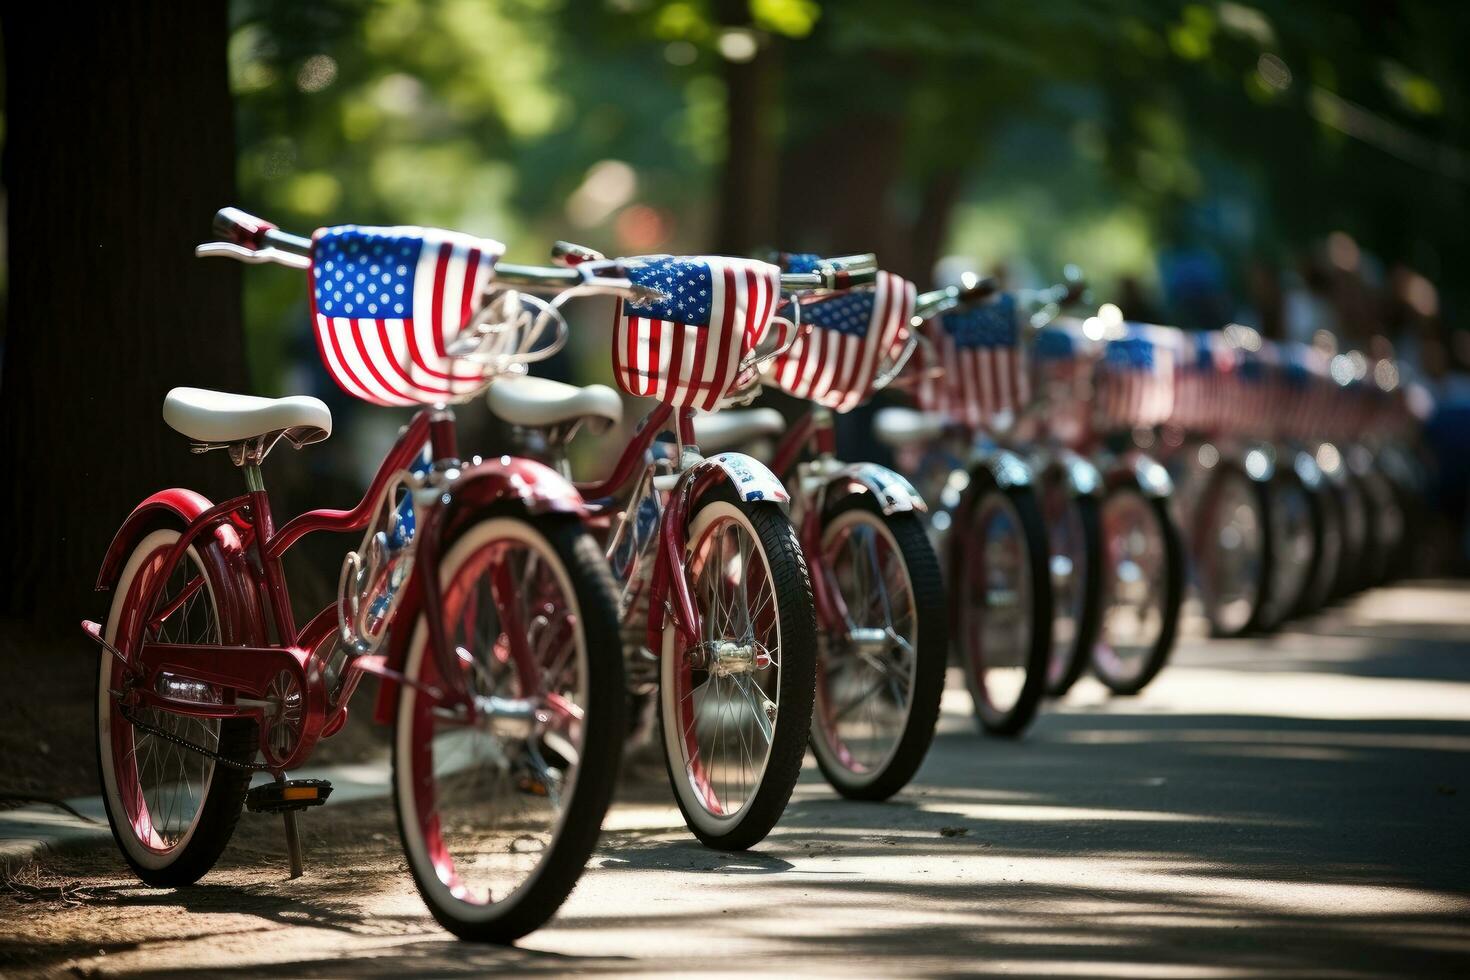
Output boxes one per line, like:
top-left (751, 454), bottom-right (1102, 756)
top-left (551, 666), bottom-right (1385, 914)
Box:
top-left (913, 276), bottom-right (1001, 322)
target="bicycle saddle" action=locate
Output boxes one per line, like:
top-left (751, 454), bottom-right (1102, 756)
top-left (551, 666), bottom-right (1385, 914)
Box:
top-left (486, 376), bottom-right (623, 430)
top-left (163, 387), bottom-right (332, 447)
top-left (691, 408), bottom-right (785, 454)
top-left (873, 407), bottom-right (947, 448)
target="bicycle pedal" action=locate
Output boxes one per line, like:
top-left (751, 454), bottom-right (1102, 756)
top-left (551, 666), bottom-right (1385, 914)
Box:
top-left (246, 778), bottom-right (334, 813)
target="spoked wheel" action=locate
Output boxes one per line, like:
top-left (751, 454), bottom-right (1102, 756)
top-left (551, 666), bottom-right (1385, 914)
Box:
top-left (1330, 472), bottom-right (1371, 600)
top-left (660, 490), bottom-right (817, 851)
top-left (1255, 466), bottom-right (1321, 634)
top-left (810, 496), bottom-right (946, 801)
top-left (394, 513), bottom-right (624, 944)
top-left (1092, 485), bottom-right (1184, 695)
top-left (1297, 475), bottom-right (1344, 617)
top-left (1038, 471), bottom-right (1102, 698)
top-left (1195, 464), bottom-right (1271, 637)
top-left (96, 527), bottom-right (255, 886)
top-left (956, 481), bottom-right (1052, 736)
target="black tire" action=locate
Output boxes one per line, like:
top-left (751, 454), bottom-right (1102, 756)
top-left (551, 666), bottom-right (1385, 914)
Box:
top-left (1040, 474), bottom-right (1103, 698)
top-left (809, 494), bottom-right (947, 801)
top-left (1091, 485), bottom-right (1184, 695)
top-left (393, 511), bottom-right (625, 944)
top-left (1256, 466), bottom-right (1322, 634)
top-left (1296, 476), bottom-right (1343, 617)
top-left (953, 478), bottom-right (1052, 737)
top-left (659, 487), bottom-right (817, 850)
top-left (1330, 474), bottom-right (1370, 600)
top-left (95, 522), bottom-right (256, 888)
top-left (1195, 463), bottom-right (1272, 638)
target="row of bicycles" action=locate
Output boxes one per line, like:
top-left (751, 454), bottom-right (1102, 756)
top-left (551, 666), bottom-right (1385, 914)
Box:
top-left (82, 208), bottom-right (1423, 943)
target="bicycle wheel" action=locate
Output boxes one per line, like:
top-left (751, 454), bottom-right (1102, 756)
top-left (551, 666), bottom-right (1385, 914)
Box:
top-left (659, 487), bottom-right (817, 850)
top-left (1330, 472), bottom-right (1371, 599)
top-left (1255, 466), bottom-right (1321, 634)
top-left (1091, 485), bottom-right (1184, 695)
top-left (393, 511), bottom-right (624, 944)
top-left (1297, 475), bottom-right (1343, 617)
top-left (1039, 470), bottom-right (1102, 698)
top-left (96, 526), bottom-right (256, 887)
top-left (955, 480), bottom-right (1052, 736)
top-left (809, 495), bottom-right (946, 801)
top-left (1195, 464), bottom-right (1271, 637)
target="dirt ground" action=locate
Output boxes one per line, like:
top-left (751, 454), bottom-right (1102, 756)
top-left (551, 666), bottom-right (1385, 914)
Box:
top-left (2, 584), bottom-right (1468, 977)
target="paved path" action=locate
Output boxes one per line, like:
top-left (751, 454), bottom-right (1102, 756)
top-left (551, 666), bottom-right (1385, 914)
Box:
top-left (2, 584), bottom-right (1468, 977)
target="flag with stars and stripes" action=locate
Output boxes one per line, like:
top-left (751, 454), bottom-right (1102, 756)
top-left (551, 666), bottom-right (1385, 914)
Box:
top-left (767, 267), bottom-right (916, 413)
top-left (928, 293), bottom-right (1030, 430)
top-left (309, 225), bottom-right (504, 406)
top-left (613, 255), bottom-right (783, 410)
top-left (1095, 326), bottom-right (1176, 429)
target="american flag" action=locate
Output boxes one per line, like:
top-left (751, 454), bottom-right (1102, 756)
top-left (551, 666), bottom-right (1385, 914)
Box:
top-left (931, 293), bottom-right (1030, 430)
top-left (1030, 319), bottom-right (1098, 448)
top-left (613, 256), bottom-right (783, 410)
top-left (310, 225), bottom-right (503, 406)
top-left (768, 269), bottom-right (915, 412)
top-left (1095, 327), bottom-right (1175, 429)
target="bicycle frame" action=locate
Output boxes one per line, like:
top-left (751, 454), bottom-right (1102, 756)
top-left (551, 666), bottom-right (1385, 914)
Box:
top-left (89, 406), bottom-right (585, 775)
top-left (528, 402), bottom-right (788, 658)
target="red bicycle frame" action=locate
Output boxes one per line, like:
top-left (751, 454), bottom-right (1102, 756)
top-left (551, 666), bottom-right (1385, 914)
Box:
top-left (87, 406), bottom-right (586, 774)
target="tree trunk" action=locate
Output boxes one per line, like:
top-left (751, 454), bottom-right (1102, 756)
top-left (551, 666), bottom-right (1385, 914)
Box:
top-left (712, 1), bottom-right (780, 255)
top-left (0, 3), bottom-right (246, 623)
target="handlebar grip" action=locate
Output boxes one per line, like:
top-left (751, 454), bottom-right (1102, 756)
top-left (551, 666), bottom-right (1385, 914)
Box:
top-left (551, 240), bottom-right (606, 267)
top-left (212, 207), bottom-right (275, 249)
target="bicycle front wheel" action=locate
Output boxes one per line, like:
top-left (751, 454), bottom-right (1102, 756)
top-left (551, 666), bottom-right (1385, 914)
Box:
top-left (956, 481), bottom-right (1052, 736)
top-left (810, 495), bottom-right (946, 801)
top-left (393, 512), bottom-right (624, 944)
top-left (1091, 485), bottom-right (1184, 695)
top-left (1039, 472), bottom-right (1102, 698)
top-left (659, 489), bottom-right (817, 851)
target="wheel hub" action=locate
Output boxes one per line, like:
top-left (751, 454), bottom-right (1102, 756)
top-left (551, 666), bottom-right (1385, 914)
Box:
top-left (690, 639), bottom-right (771, 676)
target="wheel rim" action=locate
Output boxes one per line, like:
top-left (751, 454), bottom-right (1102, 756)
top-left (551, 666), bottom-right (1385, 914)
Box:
top-left (1041, 480), bottom-right (1088, 688)
top-left (665, 502), bottom-right (782, 826)
top-left (961, 493), bottom-right (1032, 717)
top-left (1095, 491), bottom-right (1169, 684)
top-left (812, 508), bottom-right (917, 783)
top-left (1200, 473), bottom-right (1263, 633)
top-left (98, 530), bottom-right (220, 867)
top-left (1265, 481), bottom-right (1315, 622)
top-left (398, 520), bottom-right (587, 915)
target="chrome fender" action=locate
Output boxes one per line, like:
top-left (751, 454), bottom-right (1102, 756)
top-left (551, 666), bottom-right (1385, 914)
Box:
top-left (699, 451), bottom-right (791, 505)
top-left (1114, 452), bottom-right (1176, 498)
top-left (973, 447), bottom-right (1034, 490)
top-left (824, 461), bottom-right (926, 514)
top-left (1050, 449), bottom-right (1103, 499)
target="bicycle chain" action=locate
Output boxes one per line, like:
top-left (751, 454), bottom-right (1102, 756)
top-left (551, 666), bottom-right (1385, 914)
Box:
top-left (118, 704), bottom-right (274, 772)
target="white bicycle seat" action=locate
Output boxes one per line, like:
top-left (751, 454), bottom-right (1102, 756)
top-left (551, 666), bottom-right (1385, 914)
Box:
top-left (873, 407), bottom-right (947, 448)
top-left (486, 376), bottom-right (623, 429)
top-left (163, 387), bottom-right (332, 447)
top-left (692, 408), bottom-right (785, 453)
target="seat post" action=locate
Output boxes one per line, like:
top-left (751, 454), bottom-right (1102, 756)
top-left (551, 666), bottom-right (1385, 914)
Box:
top-left (243, 462), bottom-right (265, 493)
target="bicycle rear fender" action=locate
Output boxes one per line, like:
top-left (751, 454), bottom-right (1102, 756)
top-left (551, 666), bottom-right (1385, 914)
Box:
top-left (96, 489), bottom-right (217, 591)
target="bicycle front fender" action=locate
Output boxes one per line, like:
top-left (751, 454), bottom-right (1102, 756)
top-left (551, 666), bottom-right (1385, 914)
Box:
top-left (1108, 452), bottom-right (1176, 498)
top-left (701, 451), bottom-right (790, 504)
top-left (823, 461), bottom-right (927, 514)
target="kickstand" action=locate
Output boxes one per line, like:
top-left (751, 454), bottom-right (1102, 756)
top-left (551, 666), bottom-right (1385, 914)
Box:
top-left (282, 809), bottom-right (305, 879)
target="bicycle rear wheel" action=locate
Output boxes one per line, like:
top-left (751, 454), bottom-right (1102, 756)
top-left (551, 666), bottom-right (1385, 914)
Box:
top-left (96, 526), bottom-right (255, 887)
top-left (393, 511), bottom-right (624, 944)
top-left (1195, 463), bottom-right (1271, 637)
top-left (955, 480), bottom-right (1052, 736)
top-left (810, 495), bottom-right (946, 801)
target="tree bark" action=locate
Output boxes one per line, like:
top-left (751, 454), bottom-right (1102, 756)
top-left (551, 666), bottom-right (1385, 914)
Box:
top-left (0, 3), bottom-right (247, 622)
top-left (712, 1), bottom-right (780, 255)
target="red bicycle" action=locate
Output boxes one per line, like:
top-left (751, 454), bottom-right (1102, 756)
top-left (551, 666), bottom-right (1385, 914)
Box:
top-left (484, 242), bottom-right (873, 849)
top-left (83, 208), bottom-right (646, 943)
top-left (688, 253), bottom-right (948, 800)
